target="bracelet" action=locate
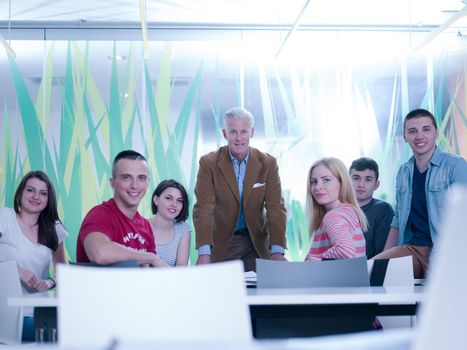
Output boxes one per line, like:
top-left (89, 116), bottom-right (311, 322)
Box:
top-left (48, 277), bottom-right (56, 290)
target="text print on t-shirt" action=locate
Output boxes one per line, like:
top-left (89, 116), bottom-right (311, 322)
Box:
top-left (122, 232), bottom-right (147, 251)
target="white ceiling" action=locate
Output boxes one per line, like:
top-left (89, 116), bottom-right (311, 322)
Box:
top-left (0, 0), bottom-right (466, 28)
top-left (0, 0), bottom-right (466, 144)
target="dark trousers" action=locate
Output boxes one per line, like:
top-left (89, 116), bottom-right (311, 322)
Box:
top-left (223, 231), bottom-right (259, 272)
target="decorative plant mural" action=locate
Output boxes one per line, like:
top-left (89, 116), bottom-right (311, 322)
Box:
top-left (0, 40), bottom-right (465, 262)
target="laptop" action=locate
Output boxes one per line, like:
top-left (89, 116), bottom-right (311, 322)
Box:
top-left (256, 256), bottom-right (369, 288)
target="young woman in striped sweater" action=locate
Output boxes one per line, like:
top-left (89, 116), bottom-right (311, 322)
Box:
top-left (305, 157), bottom-right (368, 260)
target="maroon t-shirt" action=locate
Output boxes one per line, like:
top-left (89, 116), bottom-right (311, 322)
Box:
top-left (76, 199), bottom-right (156, 262)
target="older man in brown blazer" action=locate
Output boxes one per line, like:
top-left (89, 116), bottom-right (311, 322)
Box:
top-left (193, 107), bottom-right (287, 271)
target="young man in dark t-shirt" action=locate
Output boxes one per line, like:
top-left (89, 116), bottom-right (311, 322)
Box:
top-left (76, 150), bottom-right (167, 267)
top-left (350, 157), bottom-right (394, 259)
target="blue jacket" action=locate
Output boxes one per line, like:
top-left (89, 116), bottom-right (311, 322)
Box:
top-left (391, 147), bottom-right (467, 245)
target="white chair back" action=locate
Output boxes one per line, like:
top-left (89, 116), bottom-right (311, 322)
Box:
top-left (413, 185), bottom-right (467, 350)
top-left (257, 257), bottom-right (370, 288)
top-left (367, 255), bottom-right (414, 287)
top-left (58, 260), bottom-right (251, 348)
top-left (0, 260), bottom-right (23, 344)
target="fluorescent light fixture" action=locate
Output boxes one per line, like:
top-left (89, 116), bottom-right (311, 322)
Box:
top-left (139, 0), bottom-right (149, 59)
top-left (405, 4), bottom-right (467, 59)
top-left (0, 32), bottom-right (16, 58)
top-left (275, 0), bottom-right (312, 59)
top-left (107, 55), bottom-right (126, 60)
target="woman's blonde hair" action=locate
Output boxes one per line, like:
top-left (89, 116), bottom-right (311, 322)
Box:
top-left (306, 157), bottom-right (368, 234)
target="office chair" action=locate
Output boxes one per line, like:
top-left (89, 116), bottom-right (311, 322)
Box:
top-left (58, 260), bottom-right (251, 348)
top-left (368, 256), bottom-right (416, 329)
top-left (368, 256), bottom-right (414, 287)
top-left (414, 185), bottom-right (467, 350)
top-left (0, 261), bottom-right (23, 344)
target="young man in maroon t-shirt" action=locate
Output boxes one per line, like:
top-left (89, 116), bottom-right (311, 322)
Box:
top-left (76, 150), bottom-right (167, 267)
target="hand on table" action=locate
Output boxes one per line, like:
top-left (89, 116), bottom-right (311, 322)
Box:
top-left (18, 266), bottom-right (51, 292)
top-left (144, 254), bottom-right (169, 268)
top-left (271, 252), bottom-right (287, 261)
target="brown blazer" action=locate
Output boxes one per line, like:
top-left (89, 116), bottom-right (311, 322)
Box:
top-left (193, 146), bottom-right (287, 262)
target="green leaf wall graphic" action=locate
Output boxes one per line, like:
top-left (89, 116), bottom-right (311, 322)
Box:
top-left (1, 41), bottom-right (466, 263)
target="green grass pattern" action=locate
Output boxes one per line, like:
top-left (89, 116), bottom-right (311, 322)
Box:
top-left (1, 43), bottom-right (466, 263)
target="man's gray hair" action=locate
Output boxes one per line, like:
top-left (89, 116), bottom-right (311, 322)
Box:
top-left (223, 107), bottom-right (254, 129)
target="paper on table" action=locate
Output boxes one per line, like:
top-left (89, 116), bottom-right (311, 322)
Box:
top-left (244, 271), bottom-right (257, 286)
top-left (244, 271), bottom-right (257, 281)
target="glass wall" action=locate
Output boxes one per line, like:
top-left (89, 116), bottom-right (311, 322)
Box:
top-left (1, 32), bottom-right (466, 261)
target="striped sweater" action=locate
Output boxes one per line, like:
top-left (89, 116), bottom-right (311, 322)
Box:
top-left (305, 203), bottom-right (366, 260)
top-left (156, 221), bottom-right (190, 266)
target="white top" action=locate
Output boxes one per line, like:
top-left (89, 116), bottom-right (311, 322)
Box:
top-left (0, 208), bottom-right (68, 290)
top-left (156, 221), bottom-right (190, 266)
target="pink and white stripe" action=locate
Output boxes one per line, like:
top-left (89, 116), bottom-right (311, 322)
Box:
top-left (305, 203), bottom-right (366, 260)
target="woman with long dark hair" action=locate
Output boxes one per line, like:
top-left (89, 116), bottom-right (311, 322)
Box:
top-left (0, 171), bottom-right (68, 340)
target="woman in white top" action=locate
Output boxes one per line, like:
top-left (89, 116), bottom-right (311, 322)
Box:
top-left (149, 180), bottom-right (191, 266)
top-left (0, 170), bottom-right (68, 340)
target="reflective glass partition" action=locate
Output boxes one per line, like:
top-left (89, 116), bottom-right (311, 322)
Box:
top-left (0, 31), bottom-right (466, 261)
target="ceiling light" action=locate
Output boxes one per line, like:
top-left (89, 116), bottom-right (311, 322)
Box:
top-left (107, 55), bottom-right (126, 61)
top-left (405, 4), bottom-right (467, 59)
top-left (275, 0), bottom-right (312, 59)
top-left (1, 0), bottom-right (15, 58)
top-left (139, 0), bottom-right (149, 60)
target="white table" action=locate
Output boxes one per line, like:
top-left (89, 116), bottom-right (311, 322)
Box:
top-left (0, 329), bottom-right (415, 350)
top-left (247, 286), bottom-right (424, 305)
top-left (9, 286), bottom-right (423, 339)
top-left (8, 290), bottom-right (57, 308)
top-left (8, 286), bottom-right (424, 308)
top-left (247, 286), bottom-right (423, 338)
